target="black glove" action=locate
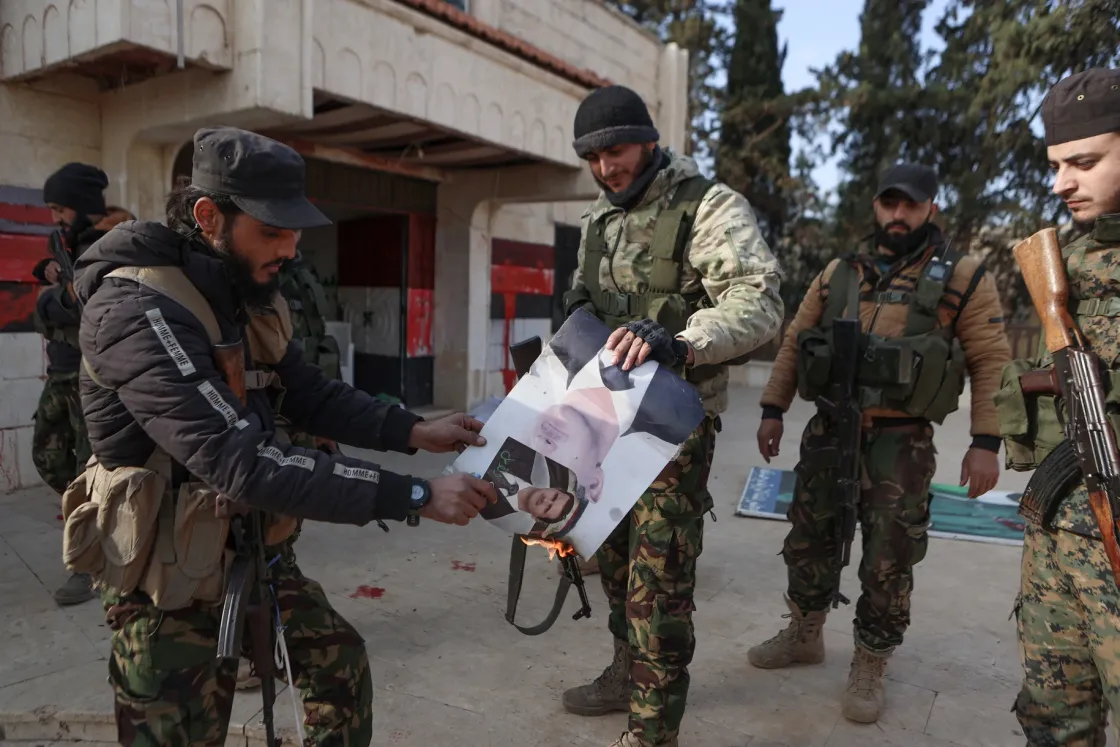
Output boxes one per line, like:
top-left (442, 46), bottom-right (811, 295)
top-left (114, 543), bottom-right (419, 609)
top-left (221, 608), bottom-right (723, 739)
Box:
top-left (623, 318), bottom-right (689, 368)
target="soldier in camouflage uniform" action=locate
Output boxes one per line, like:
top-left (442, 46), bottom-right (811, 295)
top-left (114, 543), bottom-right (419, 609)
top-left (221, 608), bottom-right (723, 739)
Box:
top-left (32, 163), bottom-right (133, 606)
top-left (997, 67), bottom-right (1120, 746)
top-left (559, 85), bottom-right (785, 747)
top-left (751, 163), bottom-right (1012, 723)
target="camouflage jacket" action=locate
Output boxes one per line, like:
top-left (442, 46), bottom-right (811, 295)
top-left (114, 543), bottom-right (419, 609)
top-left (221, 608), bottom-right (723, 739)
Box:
top-left (1034, 214), bottom-right (1120, 539)
top-left (571, 150), bottom-right (785, 416)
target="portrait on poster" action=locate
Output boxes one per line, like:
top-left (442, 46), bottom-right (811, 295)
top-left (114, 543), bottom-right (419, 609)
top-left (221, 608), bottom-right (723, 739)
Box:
top-left (452, 309), bottom-right (705, 558)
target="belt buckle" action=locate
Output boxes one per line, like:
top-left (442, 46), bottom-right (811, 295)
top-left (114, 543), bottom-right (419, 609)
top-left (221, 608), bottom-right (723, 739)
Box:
top-left (612, 291), bottom-right (630, 315)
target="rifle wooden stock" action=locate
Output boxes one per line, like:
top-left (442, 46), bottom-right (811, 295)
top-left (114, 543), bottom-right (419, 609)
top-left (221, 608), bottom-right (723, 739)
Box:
top-left (1019, 368), bottom-right (1061, 395)
top-left (1088, 491), bottom-right (1120, 586)
top-left (1013, 228), bottom-right (1082, 352)
top-left (213, 342), bottom-right (247, 404)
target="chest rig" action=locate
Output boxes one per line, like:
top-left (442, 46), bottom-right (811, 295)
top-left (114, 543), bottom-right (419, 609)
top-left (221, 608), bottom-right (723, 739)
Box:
top-left (796, 244), bottom-right (969, 424)
top-left (577, 175), bottom-right (715, 336)
top-left (62, 265), bottom-right (296, 611)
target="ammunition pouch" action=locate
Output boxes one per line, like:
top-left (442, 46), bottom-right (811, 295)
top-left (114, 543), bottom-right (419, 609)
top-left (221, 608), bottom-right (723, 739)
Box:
top-left (795, 326), bottom-right (965, 423)
top-left (994, 358), bottom-right (1063, 472)
top-left (61, 453), bottom-right (298, 611)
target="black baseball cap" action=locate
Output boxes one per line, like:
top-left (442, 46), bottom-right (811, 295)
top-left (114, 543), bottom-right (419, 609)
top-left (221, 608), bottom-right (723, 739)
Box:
top-left (191, 127), bottom-right (330, 230)
top-left (874, 163), bottom-right (938, 203)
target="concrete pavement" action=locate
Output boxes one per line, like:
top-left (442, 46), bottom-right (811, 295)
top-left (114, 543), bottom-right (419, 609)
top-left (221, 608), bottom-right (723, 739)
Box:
top-left (0, 385), bottom-right (1092, 746)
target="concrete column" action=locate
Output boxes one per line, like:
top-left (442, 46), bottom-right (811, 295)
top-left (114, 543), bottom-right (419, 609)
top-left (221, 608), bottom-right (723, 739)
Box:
top-left (658, 42), bottom-right (689, 154)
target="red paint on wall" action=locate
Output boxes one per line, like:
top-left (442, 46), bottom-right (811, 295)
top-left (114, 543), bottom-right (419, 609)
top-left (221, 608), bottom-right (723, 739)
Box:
top-left (492, 239), bottom-right (554, 269)
top-left (490, 263), bottom-right (554, 296)
top-left (0, 234), bottom-right (49, 282)
top-left (406, 288), bottom-right (433, 357)
top-left (0, 202), bottom-right (52, 225)
top-left (0, 283), bottom-right (40, 332)
top-left (408, 214), bottom-right (436, 290)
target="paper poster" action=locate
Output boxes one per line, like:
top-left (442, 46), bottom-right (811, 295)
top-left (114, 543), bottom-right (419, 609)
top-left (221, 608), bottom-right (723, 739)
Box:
top-left (736, 466), bottom-right (1025, 546)
top-left (453, 309), bottom-right (706, 559)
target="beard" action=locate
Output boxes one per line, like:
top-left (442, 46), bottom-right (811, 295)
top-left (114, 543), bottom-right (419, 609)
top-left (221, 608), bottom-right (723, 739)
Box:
top-left (874, 218), bottom-right (934, 257)
top-left (213, 225), bottom-right (280, 309)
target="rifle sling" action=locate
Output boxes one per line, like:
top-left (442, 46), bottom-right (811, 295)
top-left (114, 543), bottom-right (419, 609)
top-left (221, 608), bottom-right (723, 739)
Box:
top-left (505, 534), bottom-right (574, 636)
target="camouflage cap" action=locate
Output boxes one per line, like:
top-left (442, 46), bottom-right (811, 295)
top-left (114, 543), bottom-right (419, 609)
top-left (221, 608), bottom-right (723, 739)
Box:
top-left (1041, 67), bottom-right (1120, 146)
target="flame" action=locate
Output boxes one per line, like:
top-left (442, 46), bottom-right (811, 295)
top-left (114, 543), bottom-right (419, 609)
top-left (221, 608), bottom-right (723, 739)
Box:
top-left (521, 536), bottom-right (577, 561)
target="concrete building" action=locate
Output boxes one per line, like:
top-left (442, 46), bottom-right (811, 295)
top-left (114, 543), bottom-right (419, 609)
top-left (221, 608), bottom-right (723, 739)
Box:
top-left (0, 0), bottom-right (689, 490)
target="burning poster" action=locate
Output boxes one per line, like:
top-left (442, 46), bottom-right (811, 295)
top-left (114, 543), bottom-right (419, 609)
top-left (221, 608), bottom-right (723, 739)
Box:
top-left (452, 309), bottom-right (706, 559)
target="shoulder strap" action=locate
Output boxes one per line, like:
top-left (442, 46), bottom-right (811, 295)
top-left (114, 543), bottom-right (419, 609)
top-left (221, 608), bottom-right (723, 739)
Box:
top-left (821, 259), bottom-right (858, 330)
top-left (903, 246), bottom-right (961, 337)
top-left (106, 266), bottom-right (222, 345)
top-left (583, 214), bottom-right (608, 305)
top-left (648, 176), bottom-right (716, 292)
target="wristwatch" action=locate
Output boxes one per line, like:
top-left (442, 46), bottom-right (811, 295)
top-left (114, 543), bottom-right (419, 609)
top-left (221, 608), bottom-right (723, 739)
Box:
top-left (407, 478), bottom-right (431, 526)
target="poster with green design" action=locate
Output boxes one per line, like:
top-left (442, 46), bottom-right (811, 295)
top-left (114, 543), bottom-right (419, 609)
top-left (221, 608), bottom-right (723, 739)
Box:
top-left (736, 467), bottom-right (1025, 546)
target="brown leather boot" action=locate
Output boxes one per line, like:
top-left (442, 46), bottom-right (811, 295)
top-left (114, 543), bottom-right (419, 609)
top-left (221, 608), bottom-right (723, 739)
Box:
top-left (841, 644), bottom-right (889, 723)
top-left (747, 595), bottom-right (827, 669)
top-left (562, 637), bottom-right (631, 716)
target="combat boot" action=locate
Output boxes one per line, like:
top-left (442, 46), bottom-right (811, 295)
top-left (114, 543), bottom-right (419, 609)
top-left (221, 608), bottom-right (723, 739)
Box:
top-left (841, 644), bottom-right (889, 723)
top-left (609, 731), bottom-right (678, 747)
top-left (747, 595), bottom-right (827, 669)
top-left (562, 637), bottom-right (631, 716)
top-left (54, 572), bottom-right (94, 606)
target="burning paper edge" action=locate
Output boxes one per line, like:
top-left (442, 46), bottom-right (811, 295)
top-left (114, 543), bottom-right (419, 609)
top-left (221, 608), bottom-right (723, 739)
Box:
top-left (521, 535), bottom-right (578, 561)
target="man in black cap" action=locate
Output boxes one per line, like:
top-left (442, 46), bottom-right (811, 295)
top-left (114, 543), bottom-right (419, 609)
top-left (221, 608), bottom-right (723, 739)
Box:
top-left (560, 85), bottom-right (785, 747)
top-left (996, 67), bottom-right (1120, 744)
top-left (67, 126), bottom-right (498, 747)
top-left (31, 162), bottom-right (134, 606)
top-left (750, 160), bottom-right (1010, 723)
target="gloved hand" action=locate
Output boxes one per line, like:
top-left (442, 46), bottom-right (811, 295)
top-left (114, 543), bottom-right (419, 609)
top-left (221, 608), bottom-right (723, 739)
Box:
top-left (607, 318), bottom-right (690, 371)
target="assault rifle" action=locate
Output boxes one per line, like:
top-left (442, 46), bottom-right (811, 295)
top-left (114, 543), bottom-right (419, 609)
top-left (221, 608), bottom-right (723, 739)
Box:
top-left (816, 311), bottom-right (862, 609)
top-left (503, 336), bottom-right (592, 635)
top-left (212, 340), bottom-right (282, 747)
top-left (1014, 228), bottom-right (1120, 586)
top-left (47, 229), bottom-right (83, 314)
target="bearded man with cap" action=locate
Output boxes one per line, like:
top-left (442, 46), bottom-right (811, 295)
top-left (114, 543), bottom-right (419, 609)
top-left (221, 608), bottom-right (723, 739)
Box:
top-left (31, 162), bottom-right (133, 606)
top-left (996, 67), bottom-right (1120, 745)
top-left (559, 85), bottom-right (784, 747)
top-left (748, 161), bottom-right (1011, 723)
top-left (68, 126), bottom-right (499, 746)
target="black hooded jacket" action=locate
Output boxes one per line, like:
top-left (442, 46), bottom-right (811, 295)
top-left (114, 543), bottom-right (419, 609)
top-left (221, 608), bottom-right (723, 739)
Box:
top-left (33, 225), bottom-right (109, 374)
top-left (74, 220), bottom-right (420, 525)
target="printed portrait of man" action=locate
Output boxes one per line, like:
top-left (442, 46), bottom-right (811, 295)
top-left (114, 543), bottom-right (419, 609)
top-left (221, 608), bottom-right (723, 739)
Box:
top-left (476, 436), bottom-right (589, 539)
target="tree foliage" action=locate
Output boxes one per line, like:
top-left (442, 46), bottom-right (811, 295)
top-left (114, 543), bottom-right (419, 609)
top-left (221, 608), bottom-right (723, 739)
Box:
top-left (716, 0), bottom-right (791, 250)
top-left (605, 0), bottom-right (730, 161)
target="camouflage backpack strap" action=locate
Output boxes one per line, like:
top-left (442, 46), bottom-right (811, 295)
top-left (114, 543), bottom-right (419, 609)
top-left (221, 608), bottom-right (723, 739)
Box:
top-left (647, 175), bottom-right (717, 293)
top-left (903, 244), bottom-right (962, 337)
top-left (294, 264), bottom-right (329, 340)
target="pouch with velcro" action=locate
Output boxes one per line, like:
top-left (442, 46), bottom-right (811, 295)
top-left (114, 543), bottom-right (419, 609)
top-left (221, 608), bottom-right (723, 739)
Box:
top-left (994, 358), bottom-right (1062, 471)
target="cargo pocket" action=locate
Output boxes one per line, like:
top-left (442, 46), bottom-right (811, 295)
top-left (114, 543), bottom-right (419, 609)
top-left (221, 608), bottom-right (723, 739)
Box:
top-left (898, 500), bottom-right (932, 568)
top-left (645, 594), bottom-right (696, 662)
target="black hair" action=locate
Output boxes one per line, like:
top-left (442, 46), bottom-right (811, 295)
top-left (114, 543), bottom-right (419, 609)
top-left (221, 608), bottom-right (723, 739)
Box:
top-left (165, 175), bottom-right (242, 236)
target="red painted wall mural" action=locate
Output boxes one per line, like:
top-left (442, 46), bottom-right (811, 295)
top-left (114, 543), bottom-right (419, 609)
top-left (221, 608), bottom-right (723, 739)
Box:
top-left (0, 186), bottom-right (53, 333)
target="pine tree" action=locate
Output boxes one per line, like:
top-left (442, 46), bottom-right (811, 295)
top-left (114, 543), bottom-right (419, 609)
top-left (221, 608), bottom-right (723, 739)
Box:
top-left (716, 0), bottom-right (791, 248)
top-left (811, 0), bottom-right (930, 243)
top-left (605, 1), bottom-right (730, 161)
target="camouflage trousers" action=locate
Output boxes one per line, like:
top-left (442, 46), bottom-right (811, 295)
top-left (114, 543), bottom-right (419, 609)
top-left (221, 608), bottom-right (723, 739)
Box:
top-left (32, 372), bottom-right (90, 494)
top-left (596, 417), bottom-right (717, 745)
top-left (783, 414), bottom-right (936, 653)
top-left (1013, 522), bottom-right (1120, 746)
top-left (102, 537), bottom-right (371, 747)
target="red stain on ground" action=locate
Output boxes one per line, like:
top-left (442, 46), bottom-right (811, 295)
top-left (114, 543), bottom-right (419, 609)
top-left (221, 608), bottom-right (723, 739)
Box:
top-left (349, 586), bottom-right (385, 599)
top-left (451, 560), bottom-right (476, 572)
top-left (56, 514), bottom-right (63, 521)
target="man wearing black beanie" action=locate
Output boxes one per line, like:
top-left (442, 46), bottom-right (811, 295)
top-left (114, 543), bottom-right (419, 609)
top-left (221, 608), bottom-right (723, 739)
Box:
top-left (561, 85), bottom-right (785, 747)
top-left (31, 162), bottom-right (132, 606)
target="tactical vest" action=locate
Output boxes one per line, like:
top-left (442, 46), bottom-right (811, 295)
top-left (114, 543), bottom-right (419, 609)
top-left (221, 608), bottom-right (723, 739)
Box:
top-left (282, 261), bottom-right (341, 381)
top-left (60, 265), bottom-right (298, 611)
top-left (795, 247), bottom-right (969, 424)
top-left (562, 176), bottom-right (750, 383)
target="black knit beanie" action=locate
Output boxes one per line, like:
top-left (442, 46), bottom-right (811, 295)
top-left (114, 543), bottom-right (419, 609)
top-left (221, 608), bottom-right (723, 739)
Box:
top-left (43, 163), bottom-right (109, 217)
top-left (572, 85), bottom-right (660, 158)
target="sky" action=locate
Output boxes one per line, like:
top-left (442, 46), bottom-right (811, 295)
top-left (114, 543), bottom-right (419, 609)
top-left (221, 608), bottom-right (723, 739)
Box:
top-left (774, 0), bottom-right (954, 192)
